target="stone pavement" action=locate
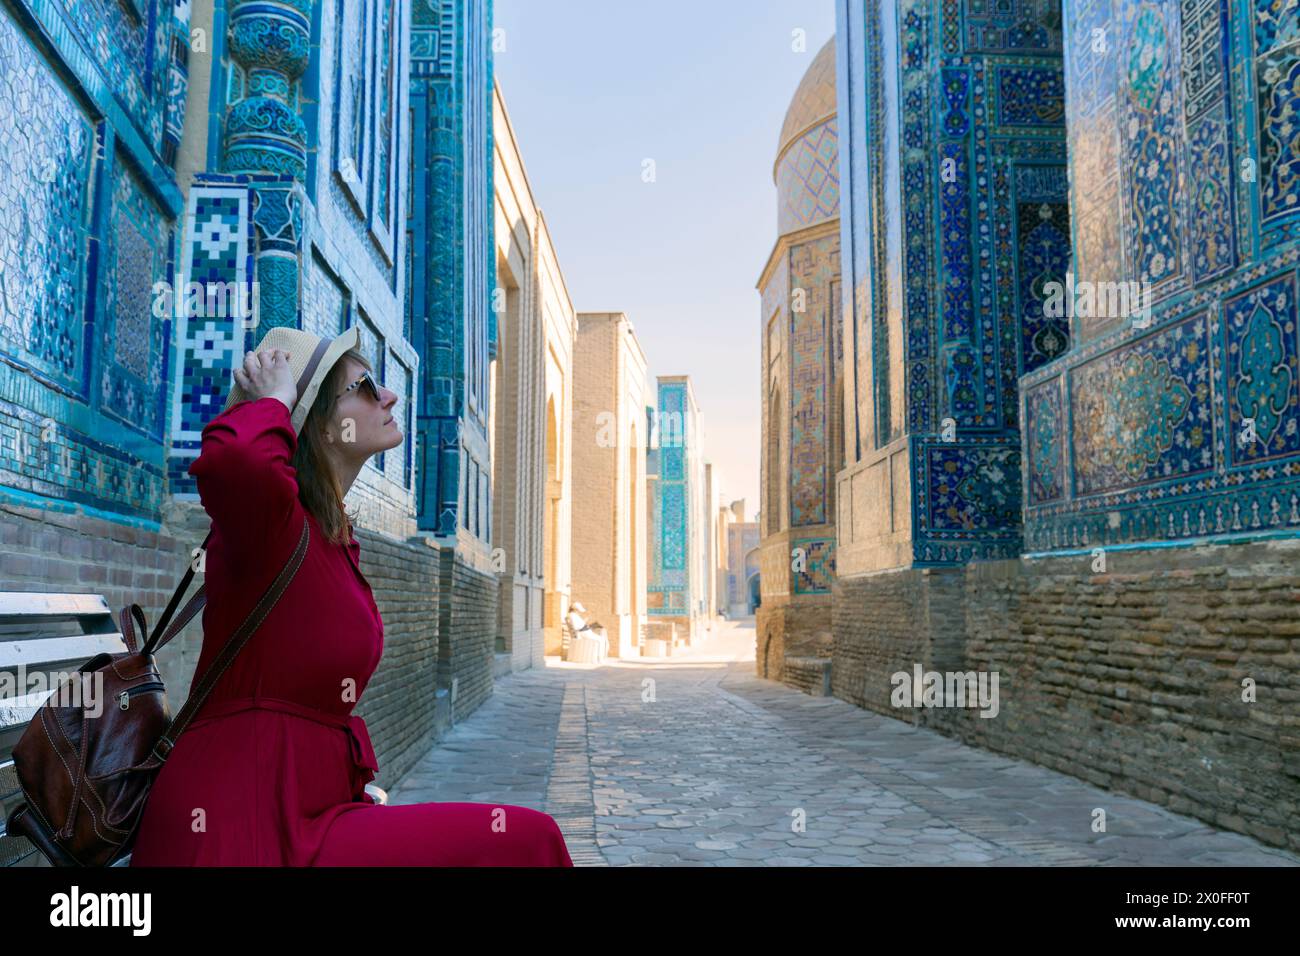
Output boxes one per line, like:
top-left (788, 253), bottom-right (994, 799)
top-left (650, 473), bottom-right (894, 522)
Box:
top-left (389, 619), bottom-right (1298, 867)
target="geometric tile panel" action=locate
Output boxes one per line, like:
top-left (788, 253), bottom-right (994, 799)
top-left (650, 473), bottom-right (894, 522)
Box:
top-left (650, 380), bottom-right (692, 613)
top-left (788, 233), bottom-right (839, 527)
top-left (1025, 376), bottom-right (1065, 505)
top-left (954, 0), bottom-right (1064, 54)
top-left (662, 484), bottom-right (686, 570)
top-left (102, 153), bottom-right (173, 440)
top-left (1015, 168), bottom-right (1072, 373)
top-left (1121, 1), bottom-right (1186, 303)
top-left (0, 8), bottom-right (99, 392)
top-left (1224, 272), bottom-right (1299, 467)
top-left (1186, 99), bottom-right (1237, 284)
top-left (410, 0), bottom-right (494, 537)
top-left (792, 537), bottom-right (836, 594)
top-left (839, 0), bottom-right (1067, 566)
top-left (1070, 312), bottom-right (1211, 497)
top-left (995, 66), bottom-right (1066, 127)
top-left (661, 444), bottom-right (684, 481)
top-left (1254, 0), bottom-right (1300, 240)
top-left (168, 183), bottom-right (254, 497)
top-left (915, 438), bottom-right (1024, 564)
top-left (69, 0), bottom-right (164, 146)
top-left (0, 0), bottom-right (179, 520)
top-left (375, 0), bottom-right (396, 231)
top-left (1024, 260), bottom-right (1300, 551)
top-left (777, 118), bottom-right (840, 235)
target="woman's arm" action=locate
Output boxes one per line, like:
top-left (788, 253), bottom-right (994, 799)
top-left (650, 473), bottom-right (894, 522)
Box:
top-left (188, 349), bottom-right (303, 567)
top-left (188, 397), bottom-right (303, 564)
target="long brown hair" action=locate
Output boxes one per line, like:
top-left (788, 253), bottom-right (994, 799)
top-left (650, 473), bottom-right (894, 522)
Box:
top-left (292, 348), bottom-right (371, 545)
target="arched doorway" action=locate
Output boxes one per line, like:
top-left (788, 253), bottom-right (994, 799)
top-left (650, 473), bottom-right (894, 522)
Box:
top-left (747, 572), bottom-right (761, 614)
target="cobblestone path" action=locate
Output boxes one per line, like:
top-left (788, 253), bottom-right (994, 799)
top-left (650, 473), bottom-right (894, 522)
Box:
top-left (390, 621), bottom-right (1297, 867)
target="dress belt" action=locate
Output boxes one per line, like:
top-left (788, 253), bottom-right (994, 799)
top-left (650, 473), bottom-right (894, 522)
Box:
top-left (187, 695), bottom-right (379, 781)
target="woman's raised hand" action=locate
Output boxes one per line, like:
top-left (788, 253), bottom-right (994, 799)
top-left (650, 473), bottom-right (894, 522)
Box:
top-left (234, 348), bottom-right (298, 412)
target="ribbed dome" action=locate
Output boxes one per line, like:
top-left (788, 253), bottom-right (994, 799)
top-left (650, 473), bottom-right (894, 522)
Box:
top-left (776, 37), bottom-right (836, 164)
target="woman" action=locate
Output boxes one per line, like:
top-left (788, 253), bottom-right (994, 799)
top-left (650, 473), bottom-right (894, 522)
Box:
top-left (130, 325), bottom-right (573, 866)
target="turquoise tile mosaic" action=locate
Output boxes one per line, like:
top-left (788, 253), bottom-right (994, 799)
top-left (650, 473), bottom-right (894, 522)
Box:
top-left (1020, 0), bottom-right (1300, 552)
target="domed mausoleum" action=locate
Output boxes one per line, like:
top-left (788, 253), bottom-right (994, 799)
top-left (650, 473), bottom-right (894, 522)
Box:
top-left (755, 36), bottom-right (843, 689)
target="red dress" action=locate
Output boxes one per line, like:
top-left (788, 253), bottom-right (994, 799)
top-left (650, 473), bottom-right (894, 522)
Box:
top-left (130, 397), bottom-right (573, 867)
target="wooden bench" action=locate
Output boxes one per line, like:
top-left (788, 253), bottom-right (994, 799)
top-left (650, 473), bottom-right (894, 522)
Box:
top-left (0, 591), bottom-right (131, 866)
top-left (1, 591), bottom-right (386, 868)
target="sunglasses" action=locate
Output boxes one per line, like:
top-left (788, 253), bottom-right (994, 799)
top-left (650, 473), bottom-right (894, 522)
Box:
top-left (337, 370), bottom-right (382, 403)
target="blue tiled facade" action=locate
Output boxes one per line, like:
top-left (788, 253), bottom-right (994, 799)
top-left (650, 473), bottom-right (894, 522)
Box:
top-left (408, 0), bottom-right (495, 547)
top-left (647, 381), bottom-right (695, 619)
top-left (837, 0), bottom-right (1069, 566)
top-left (0, 0), bottom-right (418, 534)
top-left (1020, 0), bottom-right (1300, 554)
top-left (838, 0), bottom-right (1300, 563)
top-left (169, 0), bottom-right (417, 537)
top-left (829, 0), bottom-right (1300, 854)
top-left (758, 37), bottom-right (841, 645)
top-left (0, 0), bottom-right (186, 524)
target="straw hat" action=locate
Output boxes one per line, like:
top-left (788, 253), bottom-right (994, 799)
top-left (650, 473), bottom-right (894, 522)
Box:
top-left (223, 325), bottom-right (361, 436)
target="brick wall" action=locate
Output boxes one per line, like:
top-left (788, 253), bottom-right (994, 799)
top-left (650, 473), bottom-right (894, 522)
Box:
top-left (757, 524), bottom-right (836, 685)
top-left (834, 569), bottom-right (926, 713)
top-left (832, 540), bottom-right (1300, 851)
top-left (353, 530), bottom-right (443, 789)
top-left (572, 315), bottom-right (617, 629)
top-left (0, 500), bottom-right (203, 697)
top-left (437, 548), bottom-right (498, 724)
top-left (784, 656), bottom-right (832, 696)
top-left (756, 602), bottom-right (832, 683)
top-left (0, 499), bottom-right (458, 795)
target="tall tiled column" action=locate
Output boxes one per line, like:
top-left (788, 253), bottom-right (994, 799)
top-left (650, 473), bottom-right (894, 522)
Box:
top-left (408, 0), bottom-right (499, 710)
top-left (834, 0), bottom-right (1067, 572)
top-left (170, 0), bottom-right (314, 493)
top-left (221, 0), bottom-right (312, 333)
top-left (409, 0), bottom-right (495, 544)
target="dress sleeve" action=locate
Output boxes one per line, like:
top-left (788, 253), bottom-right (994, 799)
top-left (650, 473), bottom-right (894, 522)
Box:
top-left (188, 397), bottom-right (303, 566)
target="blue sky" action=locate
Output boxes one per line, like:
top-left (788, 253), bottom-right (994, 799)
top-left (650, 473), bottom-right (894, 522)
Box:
top-left (492, 0), bottom-right (837, 517)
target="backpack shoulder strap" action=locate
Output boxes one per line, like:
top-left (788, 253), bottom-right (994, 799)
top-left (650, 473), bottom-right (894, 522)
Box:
top-left (150, 516), bottom-right (311, 762)
top-left (143, 528), bottom-right (214, 655)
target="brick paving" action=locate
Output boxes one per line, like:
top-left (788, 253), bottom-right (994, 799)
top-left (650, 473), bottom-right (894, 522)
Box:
top-left (389, 620), bottom-right (1298, 867)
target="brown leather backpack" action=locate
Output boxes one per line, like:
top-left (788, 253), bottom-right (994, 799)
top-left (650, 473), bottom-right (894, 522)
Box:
top-left (4, 517), bottom-right (309, 866)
